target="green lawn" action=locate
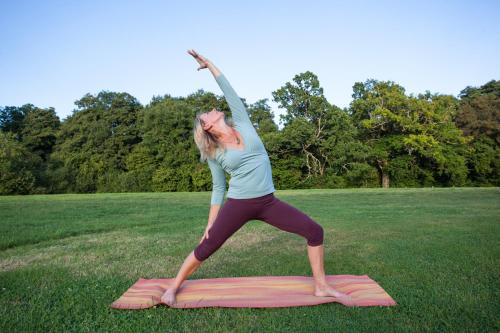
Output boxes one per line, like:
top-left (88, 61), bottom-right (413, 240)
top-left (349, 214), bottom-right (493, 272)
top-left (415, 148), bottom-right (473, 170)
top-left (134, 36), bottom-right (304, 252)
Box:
top-left (0, 188), bottom-right (498, 332)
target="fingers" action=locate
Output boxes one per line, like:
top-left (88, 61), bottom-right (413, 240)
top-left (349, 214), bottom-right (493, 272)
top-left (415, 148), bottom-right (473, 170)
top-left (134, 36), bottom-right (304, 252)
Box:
top-left (188, 49), bottom-right (206, 63)
top-left (200, 234), bottom-right (206, 243)
top-left (187, 49), bottom-right (199, 58)
top-left (200, 231), bottom-right (209, 244)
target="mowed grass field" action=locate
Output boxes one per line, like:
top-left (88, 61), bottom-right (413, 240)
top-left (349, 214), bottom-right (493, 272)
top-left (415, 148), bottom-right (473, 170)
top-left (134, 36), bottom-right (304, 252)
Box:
top-left (0, 187), bottom-right (498, 332)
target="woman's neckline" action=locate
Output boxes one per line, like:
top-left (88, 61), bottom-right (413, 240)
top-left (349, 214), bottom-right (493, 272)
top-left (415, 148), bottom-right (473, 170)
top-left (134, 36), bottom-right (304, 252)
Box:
top-left (222, 128), bottom-right (245, 152)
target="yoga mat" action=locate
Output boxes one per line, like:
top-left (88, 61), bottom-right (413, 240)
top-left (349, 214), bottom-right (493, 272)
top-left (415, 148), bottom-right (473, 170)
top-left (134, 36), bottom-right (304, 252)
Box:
top-left (110, 275), bottom-right (397, 309)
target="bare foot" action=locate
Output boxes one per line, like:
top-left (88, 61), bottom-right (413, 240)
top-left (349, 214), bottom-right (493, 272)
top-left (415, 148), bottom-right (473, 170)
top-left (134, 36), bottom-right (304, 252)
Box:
top-left (161, 287), bottom-right (178, 306)
top-left (314, 284), bottom-right (352, 303)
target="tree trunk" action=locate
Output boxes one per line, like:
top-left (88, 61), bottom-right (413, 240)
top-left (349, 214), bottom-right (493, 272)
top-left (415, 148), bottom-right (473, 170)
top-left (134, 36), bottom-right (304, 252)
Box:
top-left (377, 159), bottom-right (390, 188)
top-left (381, 172), bottom-right (390, 188)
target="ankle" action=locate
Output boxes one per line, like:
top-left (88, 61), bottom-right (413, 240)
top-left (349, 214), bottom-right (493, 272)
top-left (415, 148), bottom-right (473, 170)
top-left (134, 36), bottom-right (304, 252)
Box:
top-left (315, 281), bottom-right (329, 289)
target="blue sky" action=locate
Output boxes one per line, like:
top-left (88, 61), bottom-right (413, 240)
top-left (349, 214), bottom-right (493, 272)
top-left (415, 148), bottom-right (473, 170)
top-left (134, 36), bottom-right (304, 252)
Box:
top-left (1, 0), bottom-right (499, 125)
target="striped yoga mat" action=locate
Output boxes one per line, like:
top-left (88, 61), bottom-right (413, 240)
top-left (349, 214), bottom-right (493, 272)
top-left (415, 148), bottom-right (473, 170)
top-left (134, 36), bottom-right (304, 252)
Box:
top-left (110, 275), bottom-right (397, 309)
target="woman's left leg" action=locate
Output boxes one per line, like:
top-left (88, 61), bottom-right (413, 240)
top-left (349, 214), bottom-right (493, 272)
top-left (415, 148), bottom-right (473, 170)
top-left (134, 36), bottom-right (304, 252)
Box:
top-left (256, 194), bottom-right (351, 300)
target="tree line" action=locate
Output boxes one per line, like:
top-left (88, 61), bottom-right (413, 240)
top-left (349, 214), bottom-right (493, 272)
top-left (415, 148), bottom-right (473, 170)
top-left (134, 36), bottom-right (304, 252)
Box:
top-left (1, 72), bottom-right (498, 195)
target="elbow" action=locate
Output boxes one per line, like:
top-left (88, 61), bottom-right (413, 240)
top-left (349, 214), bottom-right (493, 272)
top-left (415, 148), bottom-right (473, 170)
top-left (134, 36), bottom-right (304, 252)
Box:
top-left (213, 184), bottom-right (225, 193)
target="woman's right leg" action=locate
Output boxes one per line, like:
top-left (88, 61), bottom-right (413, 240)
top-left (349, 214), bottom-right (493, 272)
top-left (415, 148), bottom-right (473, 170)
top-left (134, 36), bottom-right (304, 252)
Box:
top-left (256, 194), bottom-right (352, 302)
top-left (161, 198), bottom-right (254, 305)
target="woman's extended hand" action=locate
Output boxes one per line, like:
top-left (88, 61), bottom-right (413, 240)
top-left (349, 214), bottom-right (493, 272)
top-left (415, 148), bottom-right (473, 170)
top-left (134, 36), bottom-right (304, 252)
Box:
top-left (199, 223), bottom-right (212, 244)
top-left (187, 49), bottom-right (210, 71)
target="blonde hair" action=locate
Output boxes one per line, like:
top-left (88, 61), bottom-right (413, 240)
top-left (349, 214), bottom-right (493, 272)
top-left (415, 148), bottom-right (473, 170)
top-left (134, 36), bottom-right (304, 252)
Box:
top-left (193, 111), bottom-right (236, 162)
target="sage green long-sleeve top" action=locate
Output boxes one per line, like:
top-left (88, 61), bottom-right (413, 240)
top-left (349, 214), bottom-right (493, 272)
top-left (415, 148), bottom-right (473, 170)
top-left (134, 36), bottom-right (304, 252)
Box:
top-left (207, 73), bottom-right (276, 205)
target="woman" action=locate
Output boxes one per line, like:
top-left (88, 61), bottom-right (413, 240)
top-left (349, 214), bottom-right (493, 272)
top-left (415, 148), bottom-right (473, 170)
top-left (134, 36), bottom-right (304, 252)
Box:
top-left (161, 49), bottom-right (351, 305)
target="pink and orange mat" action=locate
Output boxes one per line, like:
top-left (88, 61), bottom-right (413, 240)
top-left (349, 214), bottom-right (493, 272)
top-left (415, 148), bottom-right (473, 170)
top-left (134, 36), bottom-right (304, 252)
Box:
top-left (110, 274), bottom-right (397, 309)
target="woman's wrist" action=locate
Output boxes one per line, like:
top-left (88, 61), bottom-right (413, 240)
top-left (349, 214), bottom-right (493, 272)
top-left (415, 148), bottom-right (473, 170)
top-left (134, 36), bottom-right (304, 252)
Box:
top-left (206, 61), bottom-right (215, 70)
top-left (207, 62), bottom-right (221, 77)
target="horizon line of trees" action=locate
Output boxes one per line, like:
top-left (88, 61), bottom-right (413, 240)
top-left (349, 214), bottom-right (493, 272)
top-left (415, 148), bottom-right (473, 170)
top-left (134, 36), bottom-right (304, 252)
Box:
top-left (1, 72), bottom-right (498, 196)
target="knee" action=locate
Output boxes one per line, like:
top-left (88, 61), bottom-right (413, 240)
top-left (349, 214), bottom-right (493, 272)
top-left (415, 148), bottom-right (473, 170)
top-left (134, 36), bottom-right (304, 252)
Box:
top-left (193, 246), bottom-right (207, 261)
top-left (306, 222), bottom-right (324, 246)
top-left (194, 243), bottom-right (210, 262)
top-left (194, 237), bottom-right (220, 262)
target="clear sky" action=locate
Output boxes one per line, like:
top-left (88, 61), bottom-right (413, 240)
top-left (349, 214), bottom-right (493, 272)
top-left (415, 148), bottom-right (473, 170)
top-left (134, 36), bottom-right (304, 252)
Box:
top-left (1, 0), bottom-right (499, 125)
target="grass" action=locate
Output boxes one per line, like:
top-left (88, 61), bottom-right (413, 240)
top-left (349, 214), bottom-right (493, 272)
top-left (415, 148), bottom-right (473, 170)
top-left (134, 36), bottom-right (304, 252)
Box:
top-left (0, 187), bottom-right (498, 332)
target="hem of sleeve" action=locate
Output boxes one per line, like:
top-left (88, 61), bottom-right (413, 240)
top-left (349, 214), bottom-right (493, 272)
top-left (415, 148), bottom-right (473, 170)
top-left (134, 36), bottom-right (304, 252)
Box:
top-left (210, 195), bottom-right (225, 206)
top-left (215, 73), bottom-right (226, 83)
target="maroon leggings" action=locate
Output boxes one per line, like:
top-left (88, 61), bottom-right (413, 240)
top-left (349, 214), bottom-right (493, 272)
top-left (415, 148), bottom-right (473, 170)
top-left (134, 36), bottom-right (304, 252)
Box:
top-left (194, 192), bottom-right (324, 261)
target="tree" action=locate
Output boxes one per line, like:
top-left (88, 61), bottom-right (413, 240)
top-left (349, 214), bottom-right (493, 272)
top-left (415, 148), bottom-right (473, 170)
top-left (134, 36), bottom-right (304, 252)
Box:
top-left (455, 80), bottom-right (500, 185)
top-left (49, 91), bottom-right (143, 192)
top-left (20, 107), bottom-right (60, 161)
top-left (350, 79), bottom-right (470, 187)
top-left (247, 99), bottom-right (279, 134)
top-left (0, 132), bottom-right (39, 194)
top-left (272, 72), bottom-right (334, 180)
top-left (272, 71), bottom-right (373, 187)
top-left (0, 104), bottom-right (34, 140)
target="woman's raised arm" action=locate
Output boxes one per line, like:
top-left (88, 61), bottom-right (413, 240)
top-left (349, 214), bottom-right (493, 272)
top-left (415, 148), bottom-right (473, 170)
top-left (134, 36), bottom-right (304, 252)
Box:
top-left (187, 49), bottom-right (252, 126)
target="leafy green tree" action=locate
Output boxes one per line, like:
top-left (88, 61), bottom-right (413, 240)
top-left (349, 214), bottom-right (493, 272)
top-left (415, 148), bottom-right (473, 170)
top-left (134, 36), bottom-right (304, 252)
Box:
top-left (271, 71), bottom-right (373, 187)
top-left (22, 107), bottom-right (61, 193)
top-left (142, 97), bottom-right (198, 168)
top-left (455, 80), bottom-right (500, 185)
top-left (1, 104), bottom-right (61, 193)
top-left (464, 136), bottom-right (498, 185)
top-left (20, 106), bottom-right (60, 162)
top-left (123, 144), bottom-right (156, 192)
top-left (350, 80), bottom-right (469, 187)
top-left (456, 79), bottom-right (499, 143)
top-left (0, 132), bottom-right (39, 194)
top-left (0, 104), bottom-right (35, 140)
top-left (142, 93), bottom-right (216, 193)
top-left (49, 91), bottom-right (142, 192)
top-left (247, 99), bottom-right (279, 134)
